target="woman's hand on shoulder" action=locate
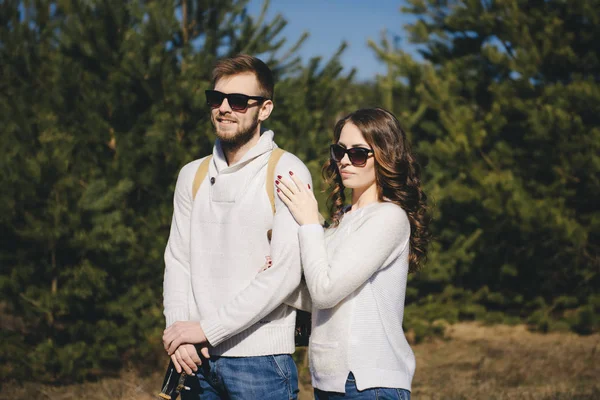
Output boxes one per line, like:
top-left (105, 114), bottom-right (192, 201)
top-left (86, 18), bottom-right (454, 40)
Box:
top-left (276, 171), bottom-right (320, 226)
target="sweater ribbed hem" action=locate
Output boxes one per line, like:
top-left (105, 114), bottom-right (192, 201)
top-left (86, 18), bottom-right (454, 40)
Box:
top-left (352, 368), bottom-right (412, 392)
top-left (212, 323), bottom-right (296, 357)
top-left (311, 368), bottom-right (412, 393)
top-left (165, 309), bottom-right (189, 328)
top-left (311, 371), bottom-right (350, 394)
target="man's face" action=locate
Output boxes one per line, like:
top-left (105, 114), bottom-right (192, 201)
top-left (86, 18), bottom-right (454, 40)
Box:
top-left (210, 73), bottom-right (266, 146)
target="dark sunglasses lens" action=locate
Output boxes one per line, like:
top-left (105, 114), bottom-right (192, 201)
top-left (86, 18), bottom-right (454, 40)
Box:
top-left (206, 91), bottom-right (224, 108)
top-left (205, 91), bottom-right (250, 110)
top-left (348, 149), bottom-right (368, 165)
top-left (331, 145), bottom-right (345, 162)
top-left (227, 94), bottom-right (249, 111)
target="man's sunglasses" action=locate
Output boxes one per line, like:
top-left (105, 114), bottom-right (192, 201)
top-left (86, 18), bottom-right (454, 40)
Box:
top-left (205, 90), bottom-right (269, 112)
top-left (330, 144), bottom-right (374, 167)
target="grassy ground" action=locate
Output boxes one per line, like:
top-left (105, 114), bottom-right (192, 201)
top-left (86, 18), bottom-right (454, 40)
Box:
top-left (2, 322), bottom-right (598, 400)
top-left (410, 323), bottom-right (599, 400)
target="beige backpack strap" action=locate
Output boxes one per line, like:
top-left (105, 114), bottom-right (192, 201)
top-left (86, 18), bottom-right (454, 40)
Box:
top-left (192, 156), bottom-right (212, 200)
top-left (266, 148), bottom-right (286, 214)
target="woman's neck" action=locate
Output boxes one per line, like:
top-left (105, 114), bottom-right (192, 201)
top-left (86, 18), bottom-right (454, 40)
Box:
top-left (350, 183), bottom-right (379, 211)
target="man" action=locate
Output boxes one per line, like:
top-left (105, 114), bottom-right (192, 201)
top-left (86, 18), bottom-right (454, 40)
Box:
top-left (161, 54), bottom-right (312, 399)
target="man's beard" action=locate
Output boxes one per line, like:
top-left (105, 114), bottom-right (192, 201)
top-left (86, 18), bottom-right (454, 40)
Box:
top-left (213, 111), bottom-right (260, 152)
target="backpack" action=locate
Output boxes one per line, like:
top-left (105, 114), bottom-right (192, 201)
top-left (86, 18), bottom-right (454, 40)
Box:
top-left (190, 148), bottom-right (311, 346)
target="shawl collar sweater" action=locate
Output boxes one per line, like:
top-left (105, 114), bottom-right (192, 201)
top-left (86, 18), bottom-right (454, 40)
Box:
top-left (163, 130), bottom-right (312, 356)
top-left (299, 202), bottom-right (415, 393)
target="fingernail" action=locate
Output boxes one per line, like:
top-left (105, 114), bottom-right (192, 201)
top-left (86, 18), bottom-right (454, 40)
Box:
top-left (277, 188), bottom-right (280, 192)
top-left (275, 180), bottom-right (279, 185)
top-left (277, 175), bottom-right (282, 179)
top-left (308, 184), bottom-right (311, 189)
top-left (289, 171), bottom-right (294, 176)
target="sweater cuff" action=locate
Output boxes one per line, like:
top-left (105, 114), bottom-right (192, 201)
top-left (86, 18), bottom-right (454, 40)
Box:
top-left (299, 224), bottom-right (325, 250)
top-left (298, 223), bottom-right (326, 276)
top-left (298, 224), bottom-right (324, 238)
top-left (165, 309), bottom-right (189, 328)
top-left (201, 317), bottom-right (229, 347)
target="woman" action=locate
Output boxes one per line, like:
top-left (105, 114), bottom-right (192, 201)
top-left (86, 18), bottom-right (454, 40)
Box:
top-left (275, 108), bottom-right (430, 399)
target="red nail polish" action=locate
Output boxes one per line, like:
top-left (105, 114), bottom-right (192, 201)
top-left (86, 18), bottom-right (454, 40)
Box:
top-left (277, 188), bottom-right (280, 192)
top-left (277, 175), bottom-right (282, 179)
top-left (308, 184), bottom-right (311, 189)
top-left (289, 171), bottom-right (294, 176)
top-left (275, 180), bottom-right (279, 185)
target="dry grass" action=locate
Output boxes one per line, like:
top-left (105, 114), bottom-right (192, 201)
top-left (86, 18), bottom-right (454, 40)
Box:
top-left (411, 323), bottom-right (600, 400)
top-left (0, 369), bottom-right (161, 400)
top-left (2, 323), bottom-right (598, 400)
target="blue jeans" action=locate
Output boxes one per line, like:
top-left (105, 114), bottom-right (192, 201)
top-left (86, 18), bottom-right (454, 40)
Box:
top-left (314, 373), bottom-right (411, 400)
top-left (182, 354), bottom-right (299, 400)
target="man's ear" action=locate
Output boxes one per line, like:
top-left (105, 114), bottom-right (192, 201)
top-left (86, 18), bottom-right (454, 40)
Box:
top-left (258, 100), bottom-right (274, 122)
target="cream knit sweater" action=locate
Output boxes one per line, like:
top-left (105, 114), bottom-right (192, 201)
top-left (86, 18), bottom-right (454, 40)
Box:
top-left (163, 131), bottom-right (312, 357)
top-left (299, 202), bottom-right (415, 393)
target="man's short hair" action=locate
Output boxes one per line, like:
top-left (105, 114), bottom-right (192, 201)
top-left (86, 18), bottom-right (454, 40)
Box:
top-left (212, 54), bottom-right (275, 100)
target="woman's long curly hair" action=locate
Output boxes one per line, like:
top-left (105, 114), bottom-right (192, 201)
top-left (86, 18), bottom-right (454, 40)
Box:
top-left (323, 108), bottom-right (431, 273)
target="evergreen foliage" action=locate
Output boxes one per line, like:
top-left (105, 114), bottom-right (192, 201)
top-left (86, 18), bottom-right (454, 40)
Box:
top-left (1, 0), bottom-right (598, 383)
top-left (0, 0), bottom-right (354, 382)
top-left (370, 0), bottom-right (600, 339)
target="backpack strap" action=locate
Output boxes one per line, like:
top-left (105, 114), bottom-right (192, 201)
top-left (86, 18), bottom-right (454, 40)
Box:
top-left (192, 149), bottom-right (288, 214)
top-left (192, 156), bottom-right (212, 200)
top-left (266, 148), bottom-right (286, 215)
top-left (265, 148), bottom-right (324, 225)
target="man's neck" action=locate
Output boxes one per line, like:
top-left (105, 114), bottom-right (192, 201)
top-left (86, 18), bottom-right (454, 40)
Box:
top-left (222, 132), bottom-right (261, 166)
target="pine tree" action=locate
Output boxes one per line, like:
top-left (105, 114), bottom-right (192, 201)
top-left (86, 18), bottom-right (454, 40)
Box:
top-left (370, 0), bottom-right (600, 333)
top-left (0, 0), bottom-right (355, 382)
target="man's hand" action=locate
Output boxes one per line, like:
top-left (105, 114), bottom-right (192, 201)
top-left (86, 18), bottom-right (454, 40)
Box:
top-left (170, 344), bottom-right (211, 375)
top-left (163, 321), bottom-right (208, 355)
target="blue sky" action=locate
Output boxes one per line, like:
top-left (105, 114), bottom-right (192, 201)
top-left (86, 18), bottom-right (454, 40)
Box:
top-left (245, 0), bottom-right (418, 81)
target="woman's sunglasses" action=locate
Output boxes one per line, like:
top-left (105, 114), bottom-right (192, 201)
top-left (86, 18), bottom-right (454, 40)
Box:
top-left (205, 90), bottom-right (269, 112)
top-left (330, 144), bottom-right (374, 167)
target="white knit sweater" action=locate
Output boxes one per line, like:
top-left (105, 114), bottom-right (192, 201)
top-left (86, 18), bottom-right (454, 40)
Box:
top-left (299, 202), bottom-right (415, 393)
top-left (163, 130), bottom-right (312, 357)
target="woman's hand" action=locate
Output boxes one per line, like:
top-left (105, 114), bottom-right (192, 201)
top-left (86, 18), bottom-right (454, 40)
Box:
top-left (276, 171), bottom-right (320, 226)
top-left (258, 256), bottom-right (272, 272)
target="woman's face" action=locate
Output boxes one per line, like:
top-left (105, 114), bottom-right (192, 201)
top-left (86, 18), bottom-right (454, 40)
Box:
top-left (335, 122), bottom-right (376, 191)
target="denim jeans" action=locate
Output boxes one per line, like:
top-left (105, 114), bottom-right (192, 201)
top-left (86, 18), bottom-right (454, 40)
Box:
top-left (314, 373), bottom-right (411, 400)
top-left (182, 354), bottom-right (299, 400)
